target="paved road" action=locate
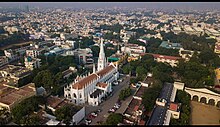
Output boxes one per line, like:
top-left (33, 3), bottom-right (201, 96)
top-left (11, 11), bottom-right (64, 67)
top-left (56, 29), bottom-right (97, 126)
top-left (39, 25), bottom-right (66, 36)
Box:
top-left (79, 75), bottom-right (132, 125)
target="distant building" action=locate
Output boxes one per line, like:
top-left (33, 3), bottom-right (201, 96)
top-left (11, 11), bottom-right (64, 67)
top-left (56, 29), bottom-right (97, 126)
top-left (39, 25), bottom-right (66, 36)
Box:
top-left (4, 49), bottom-right (19, 62)
top-left (121, 44), bottom-right (146, 55)
top-left (24, 56), bottom-right (41, 70)
top-left (45, 95), bottom-right (85, 125)
top-left (151, 54), bottom-right (182, 67)
top-left (179, 48), bottom-right (195, 61)
top-left (26, 49), bottom-right (40, 58)
top-left (214, 43), bottom-right (220, 54)
top-left (0, 83), bottom-right (36, 111)
top-left (159, 41), bottom-right (182, 50)
top-left (62, 67), bottom-right (77, 79)
top-left (0, 56), bottom-right (8, 67)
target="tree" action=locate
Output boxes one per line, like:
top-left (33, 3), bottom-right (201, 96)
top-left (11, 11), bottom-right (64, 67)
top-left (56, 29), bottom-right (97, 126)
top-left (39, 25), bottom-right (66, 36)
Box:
top-left (91, 46), bottom-right (100, 57)
top-left (33, 70), bottom-right (54, 91)
top-left (55, 104), bottom-right (81, 125)
top-left (11, 96), bottom-right (45, 124)
top-left (106, 113), bottom-right (123, 125)
top-left (122, 64), bottom-right (131, 74)
top-left (119, 87), bottom-right (131, 101)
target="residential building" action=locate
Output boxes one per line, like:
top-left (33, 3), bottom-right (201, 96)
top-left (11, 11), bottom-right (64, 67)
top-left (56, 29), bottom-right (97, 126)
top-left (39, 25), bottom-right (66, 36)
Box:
top-left (62, 66), bottom-right (77, 79)
top-left (0, 56), bottom-right (8, 67)
top-left (151, 54), bottom-right (182, 67)
top-left (179, 48), bottom-right (195, 61)
top-left (24, 56), bottom-right (41, 70)
top-left (147, 82), bottom-right (184, 125)
top-left (0, 83), bottom-right (36, 111)
top-left (159, 41), bottom-right (182, 50)
top-left (26, 49), bottom-right (40, 58)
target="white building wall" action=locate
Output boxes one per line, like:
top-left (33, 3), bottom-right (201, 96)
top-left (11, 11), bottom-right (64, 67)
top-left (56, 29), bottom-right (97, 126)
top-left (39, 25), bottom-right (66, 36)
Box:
top-left (72, 106), bottom-right (85, 125)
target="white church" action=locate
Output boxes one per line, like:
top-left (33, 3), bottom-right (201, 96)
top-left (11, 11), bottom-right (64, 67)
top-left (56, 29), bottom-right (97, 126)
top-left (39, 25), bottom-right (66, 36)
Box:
top-left (64, 38), bottom-right (119, 106)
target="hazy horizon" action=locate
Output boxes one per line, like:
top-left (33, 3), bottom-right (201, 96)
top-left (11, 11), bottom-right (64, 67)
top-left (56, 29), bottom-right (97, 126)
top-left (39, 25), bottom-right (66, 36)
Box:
top-left (0, 2), bottom-right (220, 10)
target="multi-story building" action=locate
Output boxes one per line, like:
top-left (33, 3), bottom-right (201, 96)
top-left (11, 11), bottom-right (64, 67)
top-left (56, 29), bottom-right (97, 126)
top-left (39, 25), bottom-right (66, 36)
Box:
top-left (4, 49), bottom-right (19, 62)
top-left (64, 38), bottom-right (119, 106)
top-left (0, 56), bottom-right (8, 67)
top-left (121, 44), bottom-right (146, 55)
top-left (26, 49), bottom-right (40, 58)
top-left (179, 48), bottom-right (195, 61)
top-left (0, 83), bottom-right (36, 111)
top-left (151, 54), bottom-right (182, 67)
top-left (24, 56), bottom-right (41, 70)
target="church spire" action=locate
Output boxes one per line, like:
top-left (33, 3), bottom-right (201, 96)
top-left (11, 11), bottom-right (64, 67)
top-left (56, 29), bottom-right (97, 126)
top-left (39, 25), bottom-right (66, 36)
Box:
top-left (97, 37), bottom-right (106, 71)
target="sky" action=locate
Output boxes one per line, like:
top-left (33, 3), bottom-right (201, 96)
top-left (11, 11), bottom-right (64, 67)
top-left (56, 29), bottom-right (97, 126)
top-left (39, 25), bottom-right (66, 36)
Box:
top-left (0, 2), bottom-right (220, 10)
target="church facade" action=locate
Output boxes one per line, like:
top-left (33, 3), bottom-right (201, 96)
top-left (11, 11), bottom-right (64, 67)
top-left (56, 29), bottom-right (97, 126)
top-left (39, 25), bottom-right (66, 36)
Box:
top-left (64, 38), bottom-right (119, 106)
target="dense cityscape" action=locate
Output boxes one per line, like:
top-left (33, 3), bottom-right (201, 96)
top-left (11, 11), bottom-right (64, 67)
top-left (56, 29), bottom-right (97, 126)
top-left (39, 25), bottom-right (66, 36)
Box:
top-left (0, 2), bottom-right (220, 125)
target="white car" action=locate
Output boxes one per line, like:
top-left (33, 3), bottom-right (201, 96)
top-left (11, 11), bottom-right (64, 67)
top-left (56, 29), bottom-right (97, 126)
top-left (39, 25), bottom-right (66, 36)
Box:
top-left (118, 79), bottom-right (123, 82)
top-left (85, 119), bottom-right (92, 125)
top-left (113, 81), bottom-right (119, 85)
top-left (91, 112), bottom-right (97, 117)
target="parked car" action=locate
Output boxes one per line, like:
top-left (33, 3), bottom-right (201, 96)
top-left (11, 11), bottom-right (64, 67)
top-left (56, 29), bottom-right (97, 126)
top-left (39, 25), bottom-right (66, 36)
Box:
top-left (114, 103), bottom-right (121, 109)
top-left (85, 119), bottom-right (92, 124)
top-left (113, 81), bottom-right (119, 85)
top-left (91, 112), bottom-right (97, 117)
top-left (109, 108), bottom-right (115, 113)
top-left (118, 79), bottom-right (123, 82)
top-left (96, 109), bottom-right (102, 113)
top-left (88, 114), bottom-right (96, 119)
top-left (116, 100), bottom-right (121, 105)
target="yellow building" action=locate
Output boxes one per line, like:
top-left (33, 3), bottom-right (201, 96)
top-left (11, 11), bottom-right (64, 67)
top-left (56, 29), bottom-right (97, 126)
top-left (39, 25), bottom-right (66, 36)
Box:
top-left (215, 68), bottom-right (220, 84)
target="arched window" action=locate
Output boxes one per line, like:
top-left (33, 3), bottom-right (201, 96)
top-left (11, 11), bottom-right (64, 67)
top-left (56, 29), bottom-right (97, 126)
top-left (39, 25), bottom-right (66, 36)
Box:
top-left (79, 93), bottom-right (82, 98)
top-left (73, 93), bottom-right (76, 98)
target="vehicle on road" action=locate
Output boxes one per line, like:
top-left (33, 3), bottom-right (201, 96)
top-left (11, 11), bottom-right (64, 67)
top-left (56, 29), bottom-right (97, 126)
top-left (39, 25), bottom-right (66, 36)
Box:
top-left (114, 103), bottom-right (121, 109)
top-left (108, 108), bottom-right (116, 113)
top-left (116, 100), bottom-right (121, 105)
top-left (90, 112), bottom-right (97, 117)
top-left (85, 119), bottom-right (92, 125)
top-left (118, 78), bottom-right (123, 82)
top-left (88, 114), bottom-right (96, 119)
top-left (96, 109), bottom-right (102, 113)
top-left (112, 81), bottom-right (119, 85)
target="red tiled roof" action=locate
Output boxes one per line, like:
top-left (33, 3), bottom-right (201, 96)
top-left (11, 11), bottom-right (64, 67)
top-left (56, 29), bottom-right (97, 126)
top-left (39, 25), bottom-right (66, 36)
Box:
top-left (169, 103), bottom-right (178, 111)
top-left (72, 73), bottom-right (98, 89)
top-left (96, 65), bottom-right (115, 77)
top-left (47, 96), bottom-right (64, 109)
top-left (138, 120), bottom-right (146, 125)
top-left (152, 54), bottom-right (182, 61)
top-left (96, 82), bottom-right (108, 88)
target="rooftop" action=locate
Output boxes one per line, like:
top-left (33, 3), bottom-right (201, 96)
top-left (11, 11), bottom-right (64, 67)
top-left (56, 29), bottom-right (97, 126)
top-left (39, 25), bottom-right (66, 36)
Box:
top-left (96, 82), bottom-right (108, 88)
top-left (96, 64), bottom-right (115, 77)
top-left (46, 96), bottom-right (68, 110)
top-left (147, 105), bottom-right (167, 125)
top-left (152, 54), bottom-right (182, 61)
top-left (158, 82), bottom-right (173, 102)
top-left (72, 73), bottom-right (98, 89)
top-left (90, 89), bottom-right (104, 98)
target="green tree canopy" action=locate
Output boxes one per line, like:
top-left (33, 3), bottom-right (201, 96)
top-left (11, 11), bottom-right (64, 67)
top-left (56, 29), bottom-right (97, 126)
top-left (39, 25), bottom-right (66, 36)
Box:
top-left (106, 113), bottom-right (123, 125)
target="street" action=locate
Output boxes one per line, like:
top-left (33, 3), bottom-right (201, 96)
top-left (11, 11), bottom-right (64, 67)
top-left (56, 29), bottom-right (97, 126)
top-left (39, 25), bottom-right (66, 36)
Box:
top-left (79, 75), bottom-right (133, 125)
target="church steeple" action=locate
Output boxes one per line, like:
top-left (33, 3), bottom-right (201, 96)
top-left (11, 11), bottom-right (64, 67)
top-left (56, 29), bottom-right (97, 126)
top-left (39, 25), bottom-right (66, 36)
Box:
top-left (97, 37), bottom-right (106, 71)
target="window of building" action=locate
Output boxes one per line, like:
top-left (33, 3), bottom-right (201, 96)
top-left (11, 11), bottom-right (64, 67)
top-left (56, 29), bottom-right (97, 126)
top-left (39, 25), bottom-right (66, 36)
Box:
top-left (79, 93), bottom-right (82, 98)
top-left (73, 93), bottom-right (76, 98)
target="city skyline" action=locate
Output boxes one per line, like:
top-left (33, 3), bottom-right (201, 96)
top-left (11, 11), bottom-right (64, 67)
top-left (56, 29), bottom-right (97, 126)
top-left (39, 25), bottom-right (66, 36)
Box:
top-left (0, 2), bottom-right (220, 10)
